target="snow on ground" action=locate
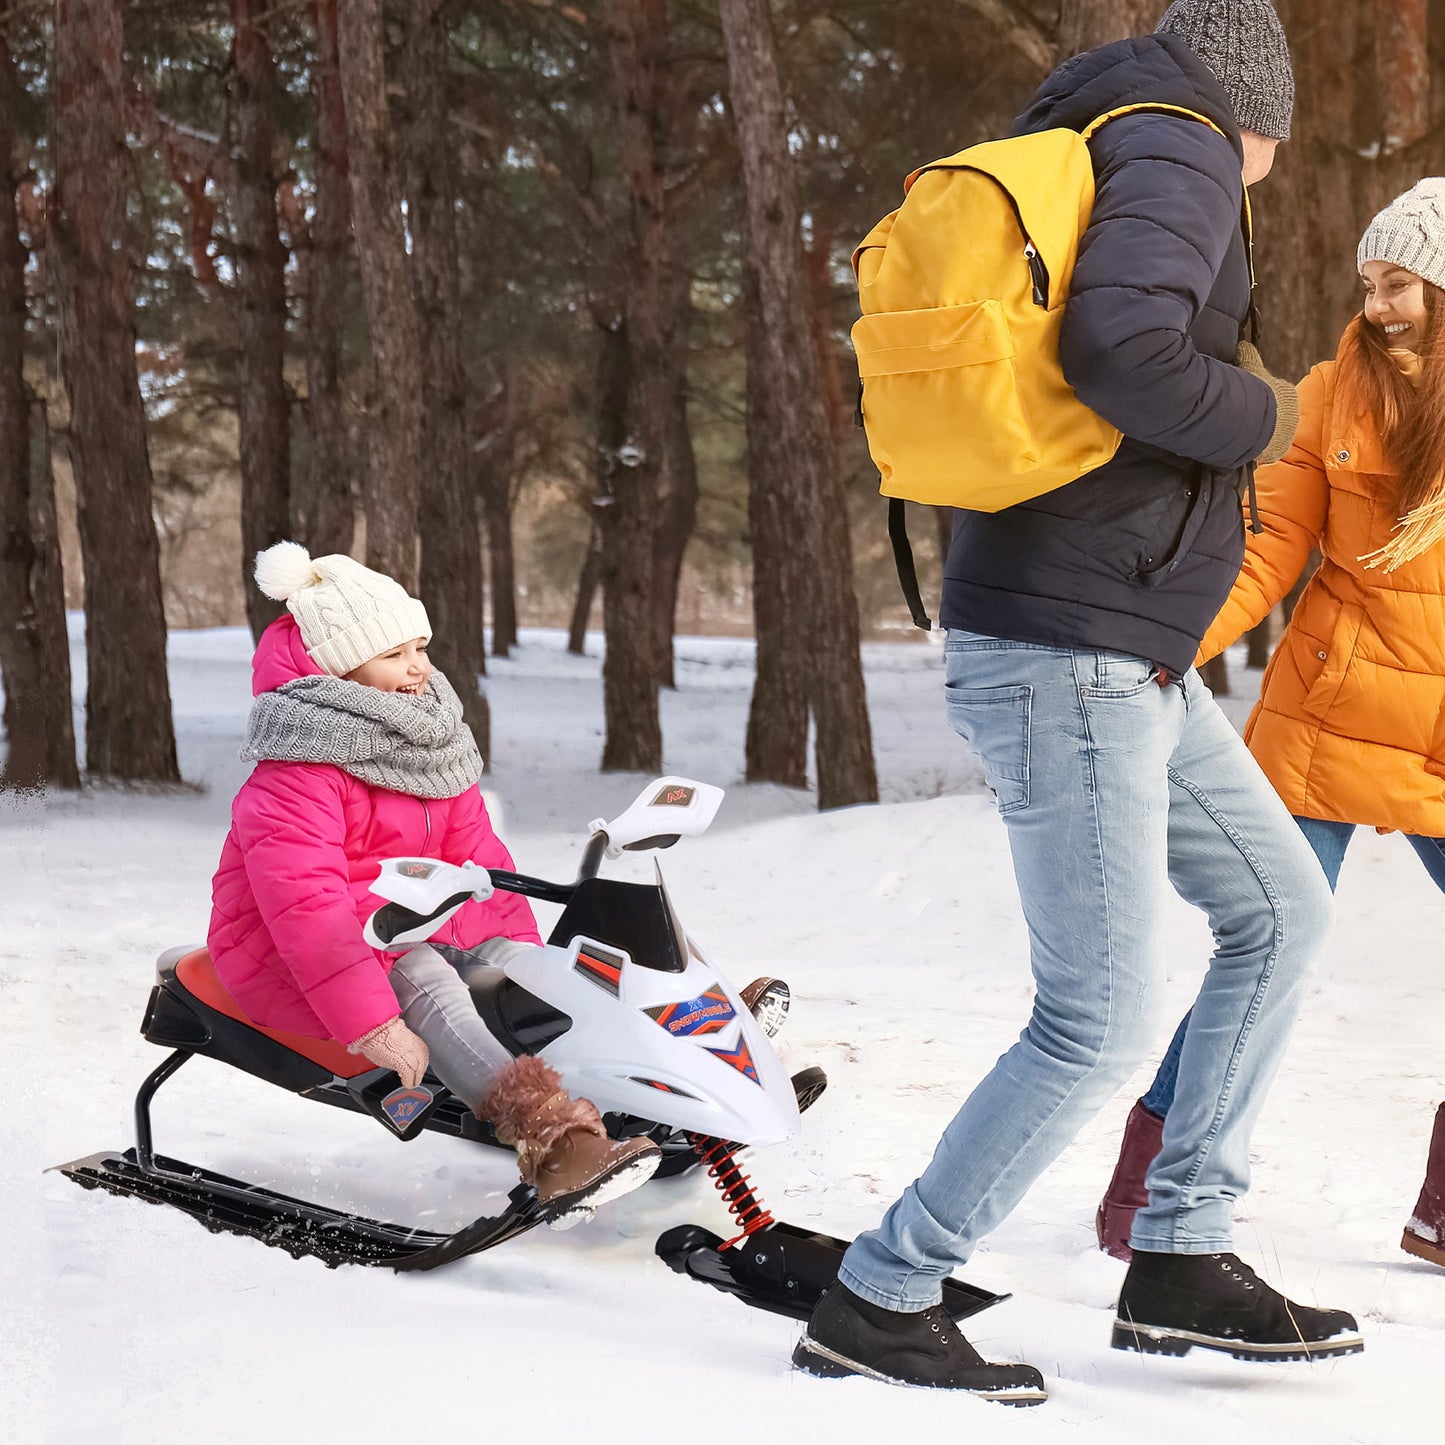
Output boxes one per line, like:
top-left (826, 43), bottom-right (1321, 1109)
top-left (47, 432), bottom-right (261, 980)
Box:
top-left (4, 624), bottom-right (1443, 1444)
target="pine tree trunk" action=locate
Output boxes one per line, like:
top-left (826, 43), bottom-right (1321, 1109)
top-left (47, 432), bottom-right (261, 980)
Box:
top-left (404, 0), bottom-right (489, 762)
top-left (1245, 617), bottom-right (1272, 669)
top-left (232, 0), bottom-right (291, 640)
top-left (0, 30), bottom-right (73, 788)
top-left (568, 524), bottom-right (603, 657)
top-left (295, 0), bottom-right (354, 559)
top-left (598, 2), bottom-right (668, 774)
top-left (336, 0), bottom-right (422, 591)
top-left (480, 378), bottom-right (519, 658)
top-left (650, 260), bottom-right (698, 692)
top-left (32, 407), bottom-right (79, 786)
top-left (51, 0), bottom-right (178, 782)
top-left (482, 468), bottom-right (518, 657)
top-left (721, 0), bottom-right (876, 808)
top-left (1055, 0), bottom-right (1161, 58)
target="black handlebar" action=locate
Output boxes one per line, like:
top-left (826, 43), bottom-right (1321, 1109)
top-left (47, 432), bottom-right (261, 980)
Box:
top-left (376, 831), bottom-right (611, 938)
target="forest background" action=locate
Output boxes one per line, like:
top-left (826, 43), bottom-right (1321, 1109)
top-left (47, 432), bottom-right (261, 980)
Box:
top-left (2, 0), bottom-right (1442, 808)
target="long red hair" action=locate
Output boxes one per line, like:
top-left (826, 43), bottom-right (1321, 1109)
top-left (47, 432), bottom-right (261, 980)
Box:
top-left (1338, 284), bottom-right (1445, 515)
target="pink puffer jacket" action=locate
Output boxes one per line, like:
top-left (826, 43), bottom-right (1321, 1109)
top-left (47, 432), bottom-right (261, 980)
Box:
top-left (208, 617), bottom-right (540, 1044)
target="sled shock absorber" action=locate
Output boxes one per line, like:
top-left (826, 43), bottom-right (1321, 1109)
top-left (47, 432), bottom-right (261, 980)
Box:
top-left (690, 1134), bottom-right (775, 1250)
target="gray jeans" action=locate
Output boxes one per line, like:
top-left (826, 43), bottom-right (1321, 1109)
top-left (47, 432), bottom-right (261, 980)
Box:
top-left (389, 940), bottom-right (532, 1112)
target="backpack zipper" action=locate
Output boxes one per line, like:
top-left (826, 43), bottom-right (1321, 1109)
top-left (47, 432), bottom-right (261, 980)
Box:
top-left (910, 162), bottom-right (1051, 310)
top-left (1023, 241), bottom-right (1049, 309)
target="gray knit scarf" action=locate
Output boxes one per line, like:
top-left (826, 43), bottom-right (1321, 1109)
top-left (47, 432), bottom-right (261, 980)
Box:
top-left (242, 669), bottom-right (483, 799)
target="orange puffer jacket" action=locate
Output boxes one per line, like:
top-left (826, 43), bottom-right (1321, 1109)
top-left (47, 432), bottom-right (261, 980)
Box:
top-left (1198, 337), bottom-right (1445, 835)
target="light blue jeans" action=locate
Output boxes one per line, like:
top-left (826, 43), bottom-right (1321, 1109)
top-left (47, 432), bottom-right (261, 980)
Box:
top-left (1143, 816), bottom-right (1445, 1118)
top-left (838, 632), bottom-right (1335, 1310)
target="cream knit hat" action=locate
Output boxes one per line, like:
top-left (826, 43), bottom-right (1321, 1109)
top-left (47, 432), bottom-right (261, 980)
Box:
top-left (1357, 179), bottom-right (1445, 292)
top-left (255, 541), bottom-right (431, 677)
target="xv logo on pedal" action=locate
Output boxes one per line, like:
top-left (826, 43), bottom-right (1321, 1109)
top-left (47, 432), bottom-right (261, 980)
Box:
top-left (381, 1086), bottom-right (435, 1131)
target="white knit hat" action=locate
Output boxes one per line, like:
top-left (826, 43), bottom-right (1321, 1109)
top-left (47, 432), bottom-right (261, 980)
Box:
top-left (1357, 179), bottom-right (1445, 293)
top-left (255, 541), bottom-right (431, 677)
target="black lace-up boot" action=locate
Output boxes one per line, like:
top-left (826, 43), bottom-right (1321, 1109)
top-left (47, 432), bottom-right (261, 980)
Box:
top-left (1113, 1251), bottom-right (1364, 1362)
top-left (792, 1281), bottom-right (1047, 1404)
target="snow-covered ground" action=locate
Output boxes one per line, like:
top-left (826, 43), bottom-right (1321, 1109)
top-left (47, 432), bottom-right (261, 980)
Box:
top-left (5, 624), bottom-right (1443, 1444)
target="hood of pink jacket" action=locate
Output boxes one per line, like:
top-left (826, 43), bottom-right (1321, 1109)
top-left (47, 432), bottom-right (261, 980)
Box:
top-left (253, 615), bottom-right (325, 694)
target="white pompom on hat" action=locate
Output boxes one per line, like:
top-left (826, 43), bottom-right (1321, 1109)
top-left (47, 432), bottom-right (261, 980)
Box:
top-left (1358, 179), bottom-right (1445, 293)
top-left (255, 541), bottom-right (432, 677)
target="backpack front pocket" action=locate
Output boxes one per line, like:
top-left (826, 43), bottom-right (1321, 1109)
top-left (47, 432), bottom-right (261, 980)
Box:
top-left (853, 300), bottom-right (1039, 510)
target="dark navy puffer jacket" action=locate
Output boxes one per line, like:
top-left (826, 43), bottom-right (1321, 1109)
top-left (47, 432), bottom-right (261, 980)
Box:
top-left (940, 35), bottom-right (1277, 675)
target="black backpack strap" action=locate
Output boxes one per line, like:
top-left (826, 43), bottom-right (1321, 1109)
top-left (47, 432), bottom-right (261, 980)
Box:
top-left (888, 496), bottom-right (933, 632)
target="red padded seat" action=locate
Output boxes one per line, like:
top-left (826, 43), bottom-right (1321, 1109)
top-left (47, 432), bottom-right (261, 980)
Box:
top-left (174, 948), bottom-right (373, 1079)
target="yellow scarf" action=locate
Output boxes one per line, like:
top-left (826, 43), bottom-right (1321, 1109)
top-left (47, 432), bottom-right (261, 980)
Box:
top-left (1358, 349), bottom-right (1445, 571)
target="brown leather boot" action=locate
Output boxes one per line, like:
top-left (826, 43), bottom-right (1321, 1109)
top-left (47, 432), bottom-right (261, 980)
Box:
top-left (481, 1057), bottom-right (661, 1228)
top-left (1402, 1102), bottom-right (1445, 1267)
top-left (1095, 1099), bottom-right (1165, 1262)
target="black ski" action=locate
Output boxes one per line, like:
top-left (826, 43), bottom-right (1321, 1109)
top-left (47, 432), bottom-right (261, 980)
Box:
top-left (657, 1220), bottom-right (1008, 1324)
top-left (54, 1149), bottom-right (544, 1270)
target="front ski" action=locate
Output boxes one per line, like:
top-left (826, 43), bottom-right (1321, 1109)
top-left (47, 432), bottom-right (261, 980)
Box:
top-left (656, 1220), bottom-right (1008, 1324)
top-left (54, 1149), bottom-right (544, 1270)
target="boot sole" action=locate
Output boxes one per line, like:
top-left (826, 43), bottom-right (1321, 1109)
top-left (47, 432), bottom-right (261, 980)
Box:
top-left (791, 1337), bottom-right (1047, 1405)
top-left (545, 1148), bottom-right (662, 1230)
top-left (1111, 1317), bottom-right (1364, 1363)
top-left (1401, 1229), bottom-right (1445, 1268)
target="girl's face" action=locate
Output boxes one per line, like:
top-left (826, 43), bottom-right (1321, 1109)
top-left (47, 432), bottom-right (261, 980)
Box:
top-left (345, 637), bottom-right (431, 695)
top-left (1361, 260), bottom-right (1429, 351)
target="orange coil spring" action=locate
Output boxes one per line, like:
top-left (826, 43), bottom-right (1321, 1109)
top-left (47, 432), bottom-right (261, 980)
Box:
top-left (691, 1134), bottom-right (775, 1249)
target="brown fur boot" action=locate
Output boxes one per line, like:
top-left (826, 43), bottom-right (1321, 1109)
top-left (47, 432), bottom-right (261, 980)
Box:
top-left (1402, 1102), bottom-right (1445, 1267)
top-left (481, 1057), bottom-right (661, 1228)
top-left (1095, 1099), bottom-right (1165, 1262)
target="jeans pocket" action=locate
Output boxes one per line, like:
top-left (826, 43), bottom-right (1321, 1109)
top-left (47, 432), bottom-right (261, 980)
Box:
top-left (945, 682), bottom-right (1031, 813)
top-left (1079, 651), bottom-right (1161, 699)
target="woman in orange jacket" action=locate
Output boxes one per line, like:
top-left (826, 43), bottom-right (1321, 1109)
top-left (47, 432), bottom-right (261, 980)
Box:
top-left (1096, 179), bottom-right (1445, 1268)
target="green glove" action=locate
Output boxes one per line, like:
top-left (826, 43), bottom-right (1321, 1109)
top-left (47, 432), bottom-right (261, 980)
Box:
top-left (1236, 340), bottom-right (1300, 466)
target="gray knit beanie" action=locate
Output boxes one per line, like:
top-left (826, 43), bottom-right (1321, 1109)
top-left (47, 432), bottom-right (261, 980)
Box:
top-left (1155, 0), bottom-right (1294, 141)
top-left (1357, 180), bottom-right (1445, 293)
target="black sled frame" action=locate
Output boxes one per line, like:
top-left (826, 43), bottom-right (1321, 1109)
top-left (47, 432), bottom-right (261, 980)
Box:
top-left (52, 1048), bottom-right (547, 1270)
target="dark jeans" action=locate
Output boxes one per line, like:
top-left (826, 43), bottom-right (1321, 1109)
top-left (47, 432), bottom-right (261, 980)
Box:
top-left (1142, 815), bottom-right (1445, 1116)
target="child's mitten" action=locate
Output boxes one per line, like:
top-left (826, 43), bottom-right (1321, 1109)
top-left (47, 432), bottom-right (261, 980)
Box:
top-left (349, 1015), bottom-right (430, 1088)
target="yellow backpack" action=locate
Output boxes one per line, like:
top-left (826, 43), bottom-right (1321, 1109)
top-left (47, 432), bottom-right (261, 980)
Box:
top-left (853, 105), bottom-right (1233, 627)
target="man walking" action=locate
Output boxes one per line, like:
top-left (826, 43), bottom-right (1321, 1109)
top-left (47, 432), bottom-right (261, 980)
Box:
top-left (795, 0), bottom-right (1360, 1402)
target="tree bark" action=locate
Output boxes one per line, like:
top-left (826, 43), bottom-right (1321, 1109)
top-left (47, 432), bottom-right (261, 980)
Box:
top-left (650, 259), bottom-right (697, 691)
top-left (404, 0), bottom-right (489, 762)
top-left (336, 0), bottom-right (422, 591)
top-left (1055, 1), bottom-right (1163, 60)
top-left (480, 377), bottom-right (519, 658)
top-left (1, 28), bottom-right (76, 789)
top-left (721, 0), bottom-right (877, 808)
top-left (295, 0), bottom-right (355, 559)
top-left (231, 0), bottom-right (291, 640)
top-left (1199, 653), bottom-right (1229, 695)
top-left (51, 0), bottom-right (178, 782)
top-left (568, 524), bottom-right (603, 658)
top-left (32, 405), bottom-right (79, 786)
top-left (598, 4), bottom-right (670, 774)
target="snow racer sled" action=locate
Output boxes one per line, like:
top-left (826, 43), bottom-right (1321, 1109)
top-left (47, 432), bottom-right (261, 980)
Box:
top-left (53, 775), bottom-right (1004, 1324)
